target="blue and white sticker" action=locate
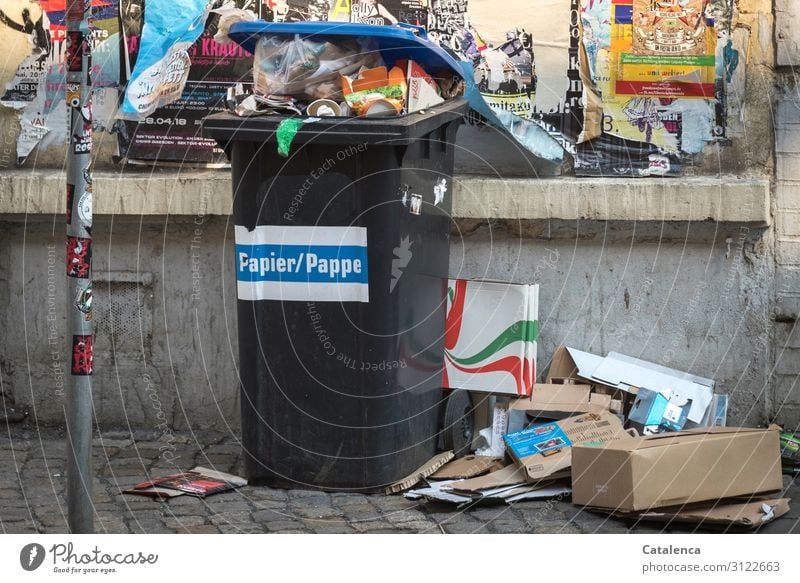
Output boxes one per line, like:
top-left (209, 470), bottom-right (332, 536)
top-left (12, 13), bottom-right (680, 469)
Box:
top-left (235, 225), bottom-right (369, 303)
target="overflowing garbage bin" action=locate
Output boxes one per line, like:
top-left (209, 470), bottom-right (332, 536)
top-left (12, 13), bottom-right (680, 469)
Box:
top-left (203, 21), bottom-right (467, 490)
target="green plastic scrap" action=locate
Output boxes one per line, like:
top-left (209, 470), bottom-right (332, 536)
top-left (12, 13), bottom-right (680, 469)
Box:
top-left (276, 118), bottom-right (305, 157)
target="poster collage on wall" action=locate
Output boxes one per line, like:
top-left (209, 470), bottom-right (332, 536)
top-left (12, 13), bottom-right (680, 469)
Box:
top-left (0, 0), bottom-right (736, 175)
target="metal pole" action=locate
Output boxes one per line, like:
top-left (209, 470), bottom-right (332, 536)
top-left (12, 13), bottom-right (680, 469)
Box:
top-left (65, 0), bottom-right (94, 534)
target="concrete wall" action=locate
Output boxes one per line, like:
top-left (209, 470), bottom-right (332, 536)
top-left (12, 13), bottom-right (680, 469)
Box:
top-left (0, 210), bottom-right (781, 431)
top-left (0, 216), bottom-right (240, 434)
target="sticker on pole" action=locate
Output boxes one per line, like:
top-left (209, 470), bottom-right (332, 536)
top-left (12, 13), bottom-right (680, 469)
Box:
top-left (235, 226), bottom-right (369, 303)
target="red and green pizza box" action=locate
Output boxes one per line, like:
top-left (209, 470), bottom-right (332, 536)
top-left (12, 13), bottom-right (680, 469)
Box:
top-left (444, 279), bottom-right (539, 396)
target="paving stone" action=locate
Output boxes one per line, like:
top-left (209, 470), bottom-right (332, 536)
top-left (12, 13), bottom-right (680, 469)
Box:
top-left (463, 507), bottom-right (514, 522)
top-left (3, 507), bottom-right (37, 522)
top-left (288, 505), bottom-right (344, 520)
top-left (342, 509), bottom-right (381, 522)
top-left (382, 509), bottom-right (428, 524)
top-left (486, 519), bottom-right (527, 534)
top-left (41, 525), bottom-right (70, 534)
top-left (125, 514), bottom-right (165, 529)
top-left (440, 520), bottom-right (487, 534)
top-left (289, 490), bottom-right (331, 502)
top-left (164, 516), bottom-right (207, 529)
top-left (531, 522), bottom-right (582, 534)
top-left (97, 522), bottom-right (131, 534)
top-left (195, 455), bottom-right (238, 468)
top-left (308, 525), bottom-right (356, 534)
top-left (251, 508), bottom-right (288, 523)
top-left (393, 520), bottom-right (441, 533)
top-left (243, 487), bottom-right (288, 502)
top-left (263, 520), bottom-right (309, 532)
top-left (116, 497), bottom-right (163, 510)
top-left (337, 502), bottom-right (377, 515)
top-left (93, 438), bottom-right (134, 449)
top-left (203, 443), bottom-right (243, 454)
top-left (179, 524), bottom-right (221, 534)
top-left (210, 511), bottom-right (252, 525)
top-left (0, 489), bottom-right (23, 499)
top-left (217, 523), bottom-right (264, 534)
top-left (375, 497), bottom-right (419, 510)
top-left (164, 505), bottom-right (208, 518)
top-left (203, 496), bottom-right (251, 509)
top-left (331, 493), bottom-right (371, 505)
top-left (350, 520), bottom-right (396, 533)
top-left (128, 521), bottom-right (175, 534)
top-left (102, 467), bottom-right (149, 477)
top-left (2, 520), bottom-right (40, 534)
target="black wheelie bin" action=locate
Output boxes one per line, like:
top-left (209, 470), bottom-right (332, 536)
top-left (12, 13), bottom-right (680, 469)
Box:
top-left (203, 21), bottom-right (467, 490)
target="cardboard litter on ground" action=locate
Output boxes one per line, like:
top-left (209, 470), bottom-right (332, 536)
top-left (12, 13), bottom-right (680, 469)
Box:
top-left (387, 342), bottom-right (795, 527)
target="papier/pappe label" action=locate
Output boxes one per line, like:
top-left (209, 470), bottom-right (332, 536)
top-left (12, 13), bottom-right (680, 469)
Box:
top-left (235, 225), bottom-right (369, 302)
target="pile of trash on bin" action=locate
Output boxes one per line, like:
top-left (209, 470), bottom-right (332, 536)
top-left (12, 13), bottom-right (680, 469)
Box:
top-left (226, 30), bottom-right (463, 119)
top-left (384, 279), bottom-right (796, 530)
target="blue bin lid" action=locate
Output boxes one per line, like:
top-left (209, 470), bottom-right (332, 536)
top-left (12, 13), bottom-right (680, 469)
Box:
top-left (229, 21), bottom-right (464, 78)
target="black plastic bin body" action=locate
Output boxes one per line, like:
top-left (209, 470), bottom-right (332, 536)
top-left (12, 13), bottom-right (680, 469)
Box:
top-left (203, 99), bottom-right (467, 490)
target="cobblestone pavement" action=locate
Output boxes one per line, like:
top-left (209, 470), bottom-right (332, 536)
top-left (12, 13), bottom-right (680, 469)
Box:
top-left (1, 427), bottom-right (797, 535)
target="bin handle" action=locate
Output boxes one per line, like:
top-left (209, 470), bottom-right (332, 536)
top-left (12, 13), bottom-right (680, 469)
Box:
top-left (394, 22), bottom-right (427, 39)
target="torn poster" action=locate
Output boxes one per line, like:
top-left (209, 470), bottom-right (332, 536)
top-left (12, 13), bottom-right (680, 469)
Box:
top-left (575, 0), bottom-right (728, 176)
top-left (117, 0), bottom-right (256, 165)
top-left (1, 0), bottom-right (120, 163)
top-left (456, 0), bottom-right (585, 159)
top-left (616, 0), bottom-right (716, 98)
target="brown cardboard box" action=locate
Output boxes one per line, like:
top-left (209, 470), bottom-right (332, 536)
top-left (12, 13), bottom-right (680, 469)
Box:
top-left (571, 427), bottom-right (784, 511)
top-left (546, 347), bottom-right (634, 416)
top-left (546, 346), bottom-right (581, 383)
top-left (509, 383), bottom-right (598, 417)
top-left (505, 411), bottom-right (635, 483)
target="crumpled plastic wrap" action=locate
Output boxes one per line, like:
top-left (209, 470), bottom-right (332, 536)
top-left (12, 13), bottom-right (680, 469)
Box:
top-left (119, 0), bottom-right (212, 120)
top-left (254, 34), bottom-right (383, 102)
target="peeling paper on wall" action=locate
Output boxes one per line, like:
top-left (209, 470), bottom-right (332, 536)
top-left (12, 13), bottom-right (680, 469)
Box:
top-left (575, 0), bottom-right (734, 175)
top-left (0, 0), bottom-right (121, 163)
top-left (16, 86), bottom-right (118, 163)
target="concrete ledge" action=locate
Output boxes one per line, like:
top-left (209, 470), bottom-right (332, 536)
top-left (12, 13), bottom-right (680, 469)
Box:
top-left (453, 176), bottom-right (771, 224)
top-left (0, 171), bottom-right (771, 224)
